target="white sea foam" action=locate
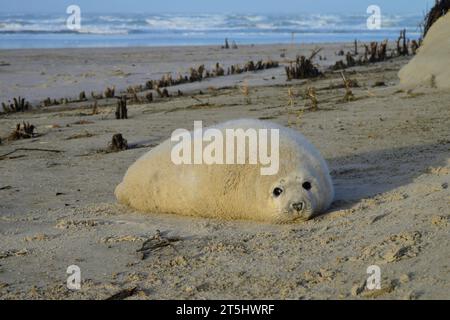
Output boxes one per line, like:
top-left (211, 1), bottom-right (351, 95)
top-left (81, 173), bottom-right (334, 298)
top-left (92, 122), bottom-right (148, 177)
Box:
top-left (0, 12), bottom-right (423, 48)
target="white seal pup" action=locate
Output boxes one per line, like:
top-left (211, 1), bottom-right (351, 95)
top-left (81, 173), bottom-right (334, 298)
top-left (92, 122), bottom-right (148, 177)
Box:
top-left (115, 119), bottom-right (334, 223)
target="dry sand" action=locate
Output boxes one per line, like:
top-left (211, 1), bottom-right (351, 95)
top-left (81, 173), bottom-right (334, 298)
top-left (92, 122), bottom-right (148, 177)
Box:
top-left (0, 42), bottom-right (449, 299)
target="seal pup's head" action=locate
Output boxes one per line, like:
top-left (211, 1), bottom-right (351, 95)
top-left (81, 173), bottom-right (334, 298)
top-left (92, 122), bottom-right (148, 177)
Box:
top-left (262, 136), bottom-right (334, 223)
top-left (268, 168), bottom-right (334, 223)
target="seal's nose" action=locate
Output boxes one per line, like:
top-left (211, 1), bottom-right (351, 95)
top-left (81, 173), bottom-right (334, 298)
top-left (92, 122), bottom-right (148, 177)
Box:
top-left (291, 202), bottom-right (304, 212)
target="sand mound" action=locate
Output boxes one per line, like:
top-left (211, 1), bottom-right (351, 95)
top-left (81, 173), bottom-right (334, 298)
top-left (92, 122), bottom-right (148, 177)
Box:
top-left (398, 13), bottom-right (450, 89)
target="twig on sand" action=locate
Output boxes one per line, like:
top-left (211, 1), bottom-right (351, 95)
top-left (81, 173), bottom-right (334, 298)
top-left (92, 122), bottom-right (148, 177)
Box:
top-left (0, 148), bottom-right (63, 159)
top-left (191, 95), bottom-right (205, 104)
top-left (285, 51), bottom-right (322, 80)
top-left (115, 95), bottom-right (128, 119)
top-left (286, 87), bottom-right (295, 126)
top-left (309, 47), bottom-right (323, 60)
top-left (105, 287), bottom-right (138, 300)
top-left (106, 134), bottom-right (128, 152)
top-left (305, 87), bottom-right (318, 111)
top-left (8, 122), bottom-right (36, 140)
top-left (340, 71), bottom-right (355, 102)
top-left (137, 230), bottom-right (181, 260)
top-left (240, 80), bottom-right (251, 104)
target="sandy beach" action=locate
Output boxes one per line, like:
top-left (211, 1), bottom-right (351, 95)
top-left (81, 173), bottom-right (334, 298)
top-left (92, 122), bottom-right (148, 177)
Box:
top-left (0, 42), bottom-right (449, 299)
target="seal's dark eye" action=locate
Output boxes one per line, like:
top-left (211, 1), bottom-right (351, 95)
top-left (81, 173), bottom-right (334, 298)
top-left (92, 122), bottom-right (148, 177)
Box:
top-left (273, 187), bottom-right (283, 197)
top-left (302, 181), bottom-right (312, 191)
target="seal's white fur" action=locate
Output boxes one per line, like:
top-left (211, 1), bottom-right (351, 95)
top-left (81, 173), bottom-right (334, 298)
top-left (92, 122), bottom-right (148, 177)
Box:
top-left (115, 119), bottom-right (334, 222)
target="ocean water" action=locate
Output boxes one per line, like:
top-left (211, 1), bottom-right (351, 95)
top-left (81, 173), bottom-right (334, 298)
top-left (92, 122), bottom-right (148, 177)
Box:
top-left (0, 13), bottom-right (423, 49)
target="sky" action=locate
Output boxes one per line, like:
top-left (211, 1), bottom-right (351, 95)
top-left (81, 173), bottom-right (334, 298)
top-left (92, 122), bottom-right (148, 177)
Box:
top-left (0, 0), bottom-right (435, 14)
